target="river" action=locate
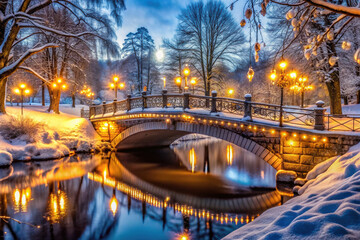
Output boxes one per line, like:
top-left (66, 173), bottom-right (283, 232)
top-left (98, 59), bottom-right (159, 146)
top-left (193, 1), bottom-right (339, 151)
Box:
top-left (0, 136), bottom-right (280, 240)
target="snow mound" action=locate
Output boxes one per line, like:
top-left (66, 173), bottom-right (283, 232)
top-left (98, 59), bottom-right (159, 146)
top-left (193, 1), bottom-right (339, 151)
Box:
top-left (0, 105), bottom-right (102, 162)
top-left (0, 151), bottom-right (13, 166)
top-left (224, 144), bottom-right (360, 240)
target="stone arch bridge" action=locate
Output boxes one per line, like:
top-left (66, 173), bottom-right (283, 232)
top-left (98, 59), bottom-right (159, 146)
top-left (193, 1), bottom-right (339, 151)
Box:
top-left (86, 92), bottom-right (360, 177)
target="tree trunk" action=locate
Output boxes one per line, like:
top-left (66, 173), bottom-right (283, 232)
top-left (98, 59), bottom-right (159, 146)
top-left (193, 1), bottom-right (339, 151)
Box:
top-left (47, 87), bottom-right (61, 114)
top-left (42, 83), bottom-right (45, 106)
top-left (72, 93), bottom-right (75, 108)
top-left (326, 79), bottom-right (342, 115)
top-left (0, 78), bottom-right (7, 114)
top-left (343, 95), bottom-right (348, 105)
top-left (357, 90), bottom-right (360, 104)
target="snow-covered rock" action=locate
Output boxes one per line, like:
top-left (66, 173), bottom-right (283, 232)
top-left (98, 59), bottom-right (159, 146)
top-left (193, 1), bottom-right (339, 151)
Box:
top-left (0, 151), bottom-right (13, 166)
top-left (276, 170), bottom-right (297, 182)
top-left (224, 144), bottom-right (360, 240)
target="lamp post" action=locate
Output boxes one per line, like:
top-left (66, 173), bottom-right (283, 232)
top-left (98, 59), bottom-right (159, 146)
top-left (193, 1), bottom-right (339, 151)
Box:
top-left (190, 77), bottom-right (196, 94)
top-left (163, 77), bottom-right (166, 89)
top-left (175, 76), bottom-right (182, 93)
top-left (290, 76), bottom-right (314, 108)
top-left (110, 76), bottom-right (125, 100)
top-left (270, 58), bottom-right (290, 127)
top-left (183, 65), bottom-right (190, 92)
top-left (14, 83), bottom-right (30, 116)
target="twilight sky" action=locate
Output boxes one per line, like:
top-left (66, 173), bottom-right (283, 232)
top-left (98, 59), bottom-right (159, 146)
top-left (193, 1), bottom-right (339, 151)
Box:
top-left (115, 0), bottom-right (246, 49)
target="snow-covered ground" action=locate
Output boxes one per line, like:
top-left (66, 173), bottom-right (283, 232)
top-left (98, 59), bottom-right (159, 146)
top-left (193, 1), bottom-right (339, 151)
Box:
top-left (224, 144), bottom-right (360, 240)
top-left (0, 104), bottom-right (104, 166)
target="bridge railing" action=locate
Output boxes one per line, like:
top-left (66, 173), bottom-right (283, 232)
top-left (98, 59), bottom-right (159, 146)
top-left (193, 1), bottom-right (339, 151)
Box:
top-left (88, 91), bottom-right (360, 132)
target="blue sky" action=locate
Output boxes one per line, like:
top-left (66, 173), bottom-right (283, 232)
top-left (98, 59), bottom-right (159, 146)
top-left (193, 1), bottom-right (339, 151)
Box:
top-left (116, 0), bottom-right (246, 48)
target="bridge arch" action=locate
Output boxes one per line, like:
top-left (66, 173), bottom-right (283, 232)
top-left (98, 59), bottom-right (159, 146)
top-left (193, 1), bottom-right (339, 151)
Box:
top-left (112, 121), bottom-right (282, 170)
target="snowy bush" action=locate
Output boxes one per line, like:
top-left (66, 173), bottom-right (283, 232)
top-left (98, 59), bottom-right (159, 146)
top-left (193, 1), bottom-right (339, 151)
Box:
top-left (0, 115), bottom-right (45, 142)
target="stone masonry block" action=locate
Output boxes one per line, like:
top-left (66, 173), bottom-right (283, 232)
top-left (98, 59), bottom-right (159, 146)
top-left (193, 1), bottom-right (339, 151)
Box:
top-left (300, 155), bottom-right (314, 165)
top-left (283, 154), bottom-right (300, 163)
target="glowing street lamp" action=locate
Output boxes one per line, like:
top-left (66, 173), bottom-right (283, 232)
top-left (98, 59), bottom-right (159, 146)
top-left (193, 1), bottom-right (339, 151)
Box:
top-left (163, 77), bottom-right (166, 89)
top-left (14, 83), bottom-right (31, 116)
top-left (183, 65), bottom-right (190, 91)
top-left (175, 76), bottom-right (182, 93)
top-left (227, 88), bottom-right (234, 97)
top-left (270, 58), bottom-right (291, 127)
top-left (291, 76), bottom-right (314, 107)
top-left (190, 77), bottom-right (196, 94)
top-left (110, 75), bottom-right (125, 100)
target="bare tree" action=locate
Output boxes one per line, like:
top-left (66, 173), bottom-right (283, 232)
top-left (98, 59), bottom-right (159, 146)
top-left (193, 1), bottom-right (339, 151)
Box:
top-left (170, 0), bottom-right (246, 96)
top-left (0, 0), bottom-right (125, 114)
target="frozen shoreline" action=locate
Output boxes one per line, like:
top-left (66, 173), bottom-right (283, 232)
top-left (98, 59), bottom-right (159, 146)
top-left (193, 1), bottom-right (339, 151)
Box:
top-left (223, 144), bottom-right (360, 240)
top-left (0, 105), bottom-right (107, 166)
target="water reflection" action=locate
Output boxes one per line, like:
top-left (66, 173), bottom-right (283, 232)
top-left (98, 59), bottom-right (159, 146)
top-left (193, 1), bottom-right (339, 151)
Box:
top-left (0, 138), bottom-right (280, 240)
top-left (172, 136), bottom-right (277, 188)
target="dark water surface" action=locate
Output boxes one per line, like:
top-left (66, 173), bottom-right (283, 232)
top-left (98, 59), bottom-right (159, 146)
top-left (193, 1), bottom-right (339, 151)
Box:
top-left (0, 137), bottom-right (280, 240)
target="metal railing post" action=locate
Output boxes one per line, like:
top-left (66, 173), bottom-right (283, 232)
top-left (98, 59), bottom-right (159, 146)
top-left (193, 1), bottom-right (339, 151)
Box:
top-left (142, 91), bottom-right (147, 109)
top-left (127, 94), bottom-right (132, 112)
top-left (244, 94), bottom-right (252, 121)
top-left (162, 89), bottom-right (168, 108)
top-left (113, 99), bottom-right (117, 114)
top-left (211, 91), bottom-right (217, 113)
top-left (314, 100), bottom-right (325, 130)
top-left (183, 92), bottom-right (190, 109)
top-left (102, 101), bottom-right (107, 115)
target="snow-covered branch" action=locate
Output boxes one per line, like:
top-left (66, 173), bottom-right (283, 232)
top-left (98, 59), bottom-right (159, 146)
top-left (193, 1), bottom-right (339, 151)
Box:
top-left (0, 43), bottom-right (57, 79)
top-left (303, 0), bottom-right (360, 17)
top-left (18, 66), bottom-right (49, 84)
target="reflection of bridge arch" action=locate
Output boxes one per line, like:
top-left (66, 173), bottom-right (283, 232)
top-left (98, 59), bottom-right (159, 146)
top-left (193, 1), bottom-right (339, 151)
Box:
top-left (107, 154), bottom-right (281, 214)
top-left (112, 121), bottom-right (282, 170)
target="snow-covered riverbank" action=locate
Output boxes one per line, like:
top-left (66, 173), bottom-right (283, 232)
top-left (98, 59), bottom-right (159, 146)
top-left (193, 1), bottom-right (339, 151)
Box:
top-left (224, 144), bottom-right (360, 240)
top-left (0, 105), bottom-right (105, 166)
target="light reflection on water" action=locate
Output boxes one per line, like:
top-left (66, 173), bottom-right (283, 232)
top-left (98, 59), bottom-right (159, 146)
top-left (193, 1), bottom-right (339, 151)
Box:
top-left (0, 137), bottom-right (280, 240)
top-left (172, 136), bottom-right (277, 188)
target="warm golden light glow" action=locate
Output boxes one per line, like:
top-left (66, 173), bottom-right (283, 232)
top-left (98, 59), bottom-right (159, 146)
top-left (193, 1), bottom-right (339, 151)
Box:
top-left (190, 77), bottom-right (196, 85)
top-left (226, 145), bottom-right (234, 165)
top-left (189, 148), bottom-right (196, 173)
top-left (119, 83), bottom-right (125, 89)
top-left (110, 83), bottom-right (115, 89)
top-left (24, 89), bottom-right (30, 94)
top-left (57, 78), bottom-right (62, 84)
top-left (52, 83), bottom-right (57, 88)
top-left (20, 84), bottom-right (26, 89)
top-left (183, 66), bottom-right (190, 77)
top-left (14, 88), bottom-right (20, 94)
top-left (270, 69), bottom-right (277, 81)
top-left (110, 196), bottom-right (118, 216)
top-left (175, 77), bottom-right (181, 85)
top-left (279, 60), bottom-right (287, 70)
top-left (290, 71), bottom-right (297, 79)
top-left (61, 84), bottom-right (67, 90)
top-left (228, 88), bottom-right (234, 96)
top-left (113, 76), bottom-right (119, 82)
top-left (247, 67), bottom-right (254, 82)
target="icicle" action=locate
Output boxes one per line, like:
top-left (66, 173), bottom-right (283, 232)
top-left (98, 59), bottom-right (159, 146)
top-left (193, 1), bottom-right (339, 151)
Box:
top-left (260, 3), bottom-right (266, 16)
top-left (327, 29), bottom-right (334, 41)
top-left (354, 49), bottom-right (360, 64)
top-left (240, 19), bottom-right (246, 27)
top-left (245, 8), bottom-right (252, 19)
top-left (304, 49), bottom-right (311, 60)
top-left (286, 9), bottom-right (295, 20)
top-left (254, 42), bottom-right (261, 52)
top-left (341, 41), bottom-right (351, 51)
top-left (329, 56), bottom-right (338, 66)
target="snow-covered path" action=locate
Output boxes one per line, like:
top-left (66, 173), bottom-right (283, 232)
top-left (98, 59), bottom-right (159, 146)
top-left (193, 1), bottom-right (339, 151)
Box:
top-left (223, 145), bottom-right (360, 240)
top-left (0, 105), bottom-right (103, 165)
